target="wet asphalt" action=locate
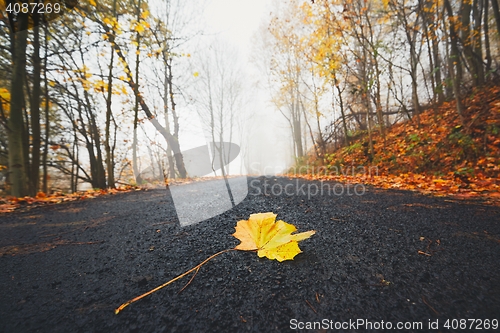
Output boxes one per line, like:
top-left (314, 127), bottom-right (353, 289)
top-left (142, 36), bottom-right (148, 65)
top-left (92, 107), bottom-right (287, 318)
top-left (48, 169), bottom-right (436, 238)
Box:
top-left (0, 177), bottom-right (499, 332)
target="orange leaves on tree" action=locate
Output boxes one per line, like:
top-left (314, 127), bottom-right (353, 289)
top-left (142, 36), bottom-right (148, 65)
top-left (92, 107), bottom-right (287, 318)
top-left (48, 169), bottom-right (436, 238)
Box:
top-left (115, 213), bottom-right (316, 314)
top-left (233, 212), bottom-right (315, 262)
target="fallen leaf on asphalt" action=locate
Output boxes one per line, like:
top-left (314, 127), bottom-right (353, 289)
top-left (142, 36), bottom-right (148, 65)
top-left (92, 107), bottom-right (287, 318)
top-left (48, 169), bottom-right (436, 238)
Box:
top-left (115, 212), bottom-right (316, 314)
top-left (232, 212), bottom-right (316, 262)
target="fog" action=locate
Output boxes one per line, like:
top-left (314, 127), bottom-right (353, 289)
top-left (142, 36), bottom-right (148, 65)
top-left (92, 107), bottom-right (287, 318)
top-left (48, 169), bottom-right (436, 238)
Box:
top-left (137, 0), bottom-right (297, 179)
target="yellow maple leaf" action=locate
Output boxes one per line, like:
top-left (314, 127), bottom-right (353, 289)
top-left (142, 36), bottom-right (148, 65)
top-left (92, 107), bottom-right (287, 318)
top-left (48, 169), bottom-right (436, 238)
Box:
top-left (233, 212), bottom-right (315, 262)
top-left (115, 212), bottom-right (315, 314)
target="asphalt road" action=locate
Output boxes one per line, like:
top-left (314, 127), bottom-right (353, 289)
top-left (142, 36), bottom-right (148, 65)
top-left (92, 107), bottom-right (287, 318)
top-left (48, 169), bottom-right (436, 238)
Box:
top-left (0, 177), bottom-right (499, 332)
top-left (169, 176), bottom-right (248, 227)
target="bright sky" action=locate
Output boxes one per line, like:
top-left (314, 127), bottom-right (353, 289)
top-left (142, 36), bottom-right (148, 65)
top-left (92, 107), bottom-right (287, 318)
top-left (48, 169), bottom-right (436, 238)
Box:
top-left (188, 0), bottom-right (293, 174)
top-left (204, 0), bottom-right (270, 57)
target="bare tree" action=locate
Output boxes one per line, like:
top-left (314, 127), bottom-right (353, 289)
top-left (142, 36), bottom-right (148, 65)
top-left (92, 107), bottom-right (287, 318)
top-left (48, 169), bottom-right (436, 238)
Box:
top-left (191, 40), bottom-right (244, 205)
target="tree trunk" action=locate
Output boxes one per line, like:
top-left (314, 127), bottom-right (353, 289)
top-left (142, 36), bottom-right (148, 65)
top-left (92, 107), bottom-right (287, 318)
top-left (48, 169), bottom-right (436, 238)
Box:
top-left (104, 46), bottom-right (115, 188)
top-left (218, 118), bottom-right (234, 207)
top-left (334, 80), bottom-right (349, 146)
top-left (132, 116), bottom-right (141, 184)
top-left (22, 85), bottom-right (30, 190)
top-left (484, 0), bottom-right (492, 72)
top-left (422, 0), bottom-right (444, 104)
top-left (104, 0), bottom-right (117, 189)
top-left (163, 57), bottom-right (176, 179)
top-left (42, 25), bottom-right (49, 194)
top-left (401, 4), bottom-right (421, 126)
top-left (444, 0), bottom-right (463, 82)
top-left (132, 0), bottom-right (143, 185)
top-left (443, 35), bottom-right (454, 99)
top-left (87, 103), bottom-right (106, 188)
top-left (30, 14), bottom-right (41, 196)
top-left (71, 131), bottom-right (78, 192)
top-left (432, 32), bottom-right (444, 104)
top-left (460, 0), bottom-right (482, 85)
top-left (491, 0), bottom-right (500, 36)
top-left (472, 0), bottom-right (484, 85)
top-left (8, 13), bottom-right (29, 197)
top-left (292, 112), bottom-right (303, 158)
top-left (167, 58), bottom-right (183, 178)
top-left (444, 0), bottom-right (465, 124)
top-left (302, 100), bottom-right (319, 158)
top-left (361, 46), bottom-right (374, 159)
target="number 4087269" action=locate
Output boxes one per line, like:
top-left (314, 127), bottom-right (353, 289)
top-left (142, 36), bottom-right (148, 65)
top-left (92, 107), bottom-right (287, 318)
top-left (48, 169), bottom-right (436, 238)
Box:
top-left (5, 2), bottom-right (61, 14)
top-left (444, 319), bottom-right (498, 330)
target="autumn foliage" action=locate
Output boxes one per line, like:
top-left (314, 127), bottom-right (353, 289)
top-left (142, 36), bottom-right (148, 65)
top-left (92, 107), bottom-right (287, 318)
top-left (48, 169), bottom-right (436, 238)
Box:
top-left (295, 85), bottom-right (500, 204)
top-left (0, 185), bottom-right (139, 214)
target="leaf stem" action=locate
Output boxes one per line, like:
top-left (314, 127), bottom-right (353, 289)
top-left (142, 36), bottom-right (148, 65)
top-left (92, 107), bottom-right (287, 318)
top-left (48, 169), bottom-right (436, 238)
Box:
top-left (115, 248), bottom-right (235, 314)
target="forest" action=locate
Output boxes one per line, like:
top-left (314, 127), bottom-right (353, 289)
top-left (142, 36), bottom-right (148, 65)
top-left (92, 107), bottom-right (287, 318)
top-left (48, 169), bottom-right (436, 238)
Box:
top-left (0, 1), bottom-right (499, 330)
top-left (0, 0), bottom-right (499, 201)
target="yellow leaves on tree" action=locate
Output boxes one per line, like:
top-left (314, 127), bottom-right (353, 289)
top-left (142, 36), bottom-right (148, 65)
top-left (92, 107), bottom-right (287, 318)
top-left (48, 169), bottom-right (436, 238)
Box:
top-left (233, 212), bottom-right (315, 262)
top-left (92, 79), bottom-right (108, 93)
top-left (140, 10), bottom-right (149, 19)
top-left (133, 22), bottom-right (144, 33)
top-left (131, 20), bottom-right (150, 34)
top-left (0, 0), bottom-right (7, 20)
top-left (0, 88), bottom-right (10, 115)
top-left (299, 0), bottom-right (343, 80)
top-left (115, 212), bottom-right (316, 314)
